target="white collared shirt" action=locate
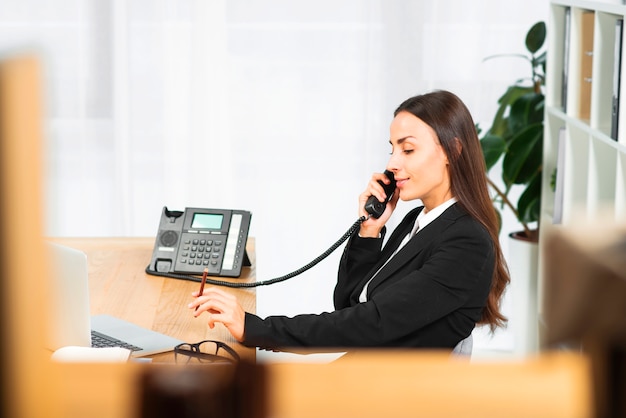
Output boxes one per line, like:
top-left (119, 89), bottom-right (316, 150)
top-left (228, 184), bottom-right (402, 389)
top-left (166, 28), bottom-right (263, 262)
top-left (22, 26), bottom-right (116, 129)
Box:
top-left (358, 197), bottom-right (458, 303)
top-left (413, 197), bottom-right (458, 232)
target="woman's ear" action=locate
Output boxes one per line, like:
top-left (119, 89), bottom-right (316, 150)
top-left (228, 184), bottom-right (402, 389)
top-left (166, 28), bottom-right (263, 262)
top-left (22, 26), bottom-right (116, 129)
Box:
top-left (446, 137), bottom-right (463, 165)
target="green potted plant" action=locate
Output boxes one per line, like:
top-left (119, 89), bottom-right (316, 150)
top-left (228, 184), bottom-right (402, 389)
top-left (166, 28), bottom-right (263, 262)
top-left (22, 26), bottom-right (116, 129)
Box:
top-left (480, 21), bottom-right (547, 243)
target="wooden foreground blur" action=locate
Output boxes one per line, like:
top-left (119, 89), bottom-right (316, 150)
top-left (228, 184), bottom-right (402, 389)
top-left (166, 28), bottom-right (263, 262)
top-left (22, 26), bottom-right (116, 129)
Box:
top-left (51, 350), bottom-right (592, 418)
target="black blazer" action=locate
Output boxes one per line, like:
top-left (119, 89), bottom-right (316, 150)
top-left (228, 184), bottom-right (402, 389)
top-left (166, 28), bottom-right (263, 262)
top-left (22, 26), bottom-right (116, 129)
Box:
top-left (243, 203), bottom-right (494, 352)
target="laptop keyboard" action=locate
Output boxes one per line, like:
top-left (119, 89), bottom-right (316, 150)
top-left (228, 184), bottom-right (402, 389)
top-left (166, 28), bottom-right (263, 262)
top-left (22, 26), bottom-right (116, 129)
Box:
top-left (91, 330), bottom-right (143, 352)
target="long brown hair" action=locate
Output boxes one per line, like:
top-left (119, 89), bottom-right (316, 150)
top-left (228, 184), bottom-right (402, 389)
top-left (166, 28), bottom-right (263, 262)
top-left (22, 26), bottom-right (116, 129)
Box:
top-left (395, 90), bottom-right (510, 331)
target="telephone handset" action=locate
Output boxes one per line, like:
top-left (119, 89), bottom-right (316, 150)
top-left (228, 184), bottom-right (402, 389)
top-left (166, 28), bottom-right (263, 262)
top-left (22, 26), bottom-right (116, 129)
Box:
top-left (364, 170), bottom-right (396, 218)
top-left (147, 206), bottom-right (252, 278)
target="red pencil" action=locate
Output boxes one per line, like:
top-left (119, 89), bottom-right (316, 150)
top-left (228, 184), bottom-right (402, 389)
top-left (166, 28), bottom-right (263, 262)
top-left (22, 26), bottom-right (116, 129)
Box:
top-left (195, 267), bottom-right (209, 311)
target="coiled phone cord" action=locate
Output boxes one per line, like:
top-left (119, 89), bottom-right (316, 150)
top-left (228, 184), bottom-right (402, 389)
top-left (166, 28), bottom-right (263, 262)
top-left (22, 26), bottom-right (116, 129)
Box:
top-left (145, 215), bottom-right (369, 288)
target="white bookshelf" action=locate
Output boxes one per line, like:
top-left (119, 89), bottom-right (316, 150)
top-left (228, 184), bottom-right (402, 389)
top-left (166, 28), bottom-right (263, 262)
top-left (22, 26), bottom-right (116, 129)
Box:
top-left (539, 0), bottom-right (626, 338)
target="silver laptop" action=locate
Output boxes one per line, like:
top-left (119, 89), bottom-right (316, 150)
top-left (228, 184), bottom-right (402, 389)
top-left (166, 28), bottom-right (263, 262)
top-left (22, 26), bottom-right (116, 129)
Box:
top-left (45, 241), bottom-right (184, 357)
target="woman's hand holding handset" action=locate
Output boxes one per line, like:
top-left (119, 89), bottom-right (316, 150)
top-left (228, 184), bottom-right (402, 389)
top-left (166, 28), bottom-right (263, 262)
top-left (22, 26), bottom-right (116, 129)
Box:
top-left (359, 170), bottom-right (398, 238)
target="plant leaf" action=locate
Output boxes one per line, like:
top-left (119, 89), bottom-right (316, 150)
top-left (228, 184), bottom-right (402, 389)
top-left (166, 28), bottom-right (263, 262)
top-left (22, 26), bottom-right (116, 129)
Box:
top-left (480, 134), bottom-right (506, 171)
top-left (526, 21), bottom-right (546, 54)
top-left (517, 171), bottom-right (542, 223)
top-left (502, 123), bottom-right (543, 185)
top-left (533, 50), bottom-right (547, 69)
top-left (508, 92), bottom-right (544, 133)
top-left (489, 85), bottom-right (535, 138)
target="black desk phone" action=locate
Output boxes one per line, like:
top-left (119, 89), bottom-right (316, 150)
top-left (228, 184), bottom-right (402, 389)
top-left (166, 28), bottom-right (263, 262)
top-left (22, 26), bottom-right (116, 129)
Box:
top-left (148, 207), bottom-right (252, 278)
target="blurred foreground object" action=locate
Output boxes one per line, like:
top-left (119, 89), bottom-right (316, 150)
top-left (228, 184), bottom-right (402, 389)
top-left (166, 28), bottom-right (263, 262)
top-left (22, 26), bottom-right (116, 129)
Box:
top-left (139, 361), bottom-right (266, 418)
top-left (0, 52), bottom-right (58, 418)
top-left (544, 223), bottom-right (626, 418)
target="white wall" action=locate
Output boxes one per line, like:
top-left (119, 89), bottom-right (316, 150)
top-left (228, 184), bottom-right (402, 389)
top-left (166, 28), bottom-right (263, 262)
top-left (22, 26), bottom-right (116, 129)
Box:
top-left (0, 0), bottom-right (549, 361)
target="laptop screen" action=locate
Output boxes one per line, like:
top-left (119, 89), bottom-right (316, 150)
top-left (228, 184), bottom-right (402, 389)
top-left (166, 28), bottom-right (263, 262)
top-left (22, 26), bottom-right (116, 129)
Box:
top-left (45, 242), bottom-right (92, 351)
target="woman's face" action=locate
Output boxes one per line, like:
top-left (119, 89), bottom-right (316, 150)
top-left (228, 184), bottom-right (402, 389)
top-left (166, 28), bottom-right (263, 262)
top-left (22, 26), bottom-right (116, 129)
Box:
top-left (387, 111), bottom-right (453, 210)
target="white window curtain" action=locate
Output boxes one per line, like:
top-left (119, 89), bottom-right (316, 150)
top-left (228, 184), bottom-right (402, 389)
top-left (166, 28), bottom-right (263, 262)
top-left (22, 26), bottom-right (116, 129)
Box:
top-left (1, 0), bottom-right (548, 360)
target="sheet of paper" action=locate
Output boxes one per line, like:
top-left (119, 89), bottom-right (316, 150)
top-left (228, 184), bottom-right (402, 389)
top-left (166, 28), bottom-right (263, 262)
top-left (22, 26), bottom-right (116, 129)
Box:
top-left (51, 346), bottom-right (131, 363)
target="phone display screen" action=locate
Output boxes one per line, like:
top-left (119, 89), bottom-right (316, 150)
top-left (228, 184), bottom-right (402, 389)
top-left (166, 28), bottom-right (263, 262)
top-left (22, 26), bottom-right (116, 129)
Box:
top-left (191, 213), bottom-right (224, 230)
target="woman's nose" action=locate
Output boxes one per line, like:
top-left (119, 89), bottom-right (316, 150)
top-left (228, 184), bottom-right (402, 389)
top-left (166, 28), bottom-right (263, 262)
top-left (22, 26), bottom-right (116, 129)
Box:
top-left (386, 158), bottom-right (399, 174)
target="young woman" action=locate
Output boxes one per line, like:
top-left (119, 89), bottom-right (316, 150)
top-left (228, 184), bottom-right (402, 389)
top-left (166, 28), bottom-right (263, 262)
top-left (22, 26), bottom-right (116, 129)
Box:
top-left (189, 90), bottom-right (510, 352)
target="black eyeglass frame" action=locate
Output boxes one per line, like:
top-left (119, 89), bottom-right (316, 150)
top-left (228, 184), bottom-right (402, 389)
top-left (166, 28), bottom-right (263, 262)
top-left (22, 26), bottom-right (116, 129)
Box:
top-left (174, 340), bottom-right (240, 364)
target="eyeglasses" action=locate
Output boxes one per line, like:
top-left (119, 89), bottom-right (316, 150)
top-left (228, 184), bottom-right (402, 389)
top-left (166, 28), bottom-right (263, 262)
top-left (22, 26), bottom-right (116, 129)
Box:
top-left (174, 340), bottom-right (240, 364)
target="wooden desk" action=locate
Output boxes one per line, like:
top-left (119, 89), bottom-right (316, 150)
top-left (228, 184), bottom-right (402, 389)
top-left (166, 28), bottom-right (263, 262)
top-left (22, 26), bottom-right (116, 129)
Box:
top-left (51, 237), bottom-right (257, 362)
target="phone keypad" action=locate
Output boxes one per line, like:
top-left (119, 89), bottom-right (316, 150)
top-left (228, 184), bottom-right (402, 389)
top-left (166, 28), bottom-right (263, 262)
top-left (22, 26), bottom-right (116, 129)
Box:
top-left (177, 236), bottom-right (224, 273)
